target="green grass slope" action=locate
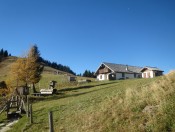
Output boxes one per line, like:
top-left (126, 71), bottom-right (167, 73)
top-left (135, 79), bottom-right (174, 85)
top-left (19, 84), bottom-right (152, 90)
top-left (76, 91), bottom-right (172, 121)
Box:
top-left (0, 56), bottom-right (76, 85)
top-left (35, 73), bottom-right (96, 91)
top-left (1, 72), bottom-right (174, 132)
top-left (0, 56), bottom-right (17, 81)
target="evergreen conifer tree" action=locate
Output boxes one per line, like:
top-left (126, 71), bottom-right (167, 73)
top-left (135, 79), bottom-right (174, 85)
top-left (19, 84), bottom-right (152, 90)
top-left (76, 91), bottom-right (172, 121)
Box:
top-left (4, 50), bottom-right (8, 57)
top-left (0, 49), bottom-right (3, 56)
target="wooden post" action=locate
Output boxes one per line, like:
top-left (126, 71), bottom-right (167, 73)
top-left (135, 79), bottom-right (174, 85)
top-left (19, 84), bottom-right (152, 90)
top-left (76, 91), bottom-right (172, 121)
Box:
top-left (27, 95), bottom-right (29, 117)
top-left (6, 101), bottom-right (10, 119)
top-left (16, 96), bottom-right (19, 110)
top-left (49, 111), bottom-right (54, 132)
top-left (30, 104), bottom-right (33, 124)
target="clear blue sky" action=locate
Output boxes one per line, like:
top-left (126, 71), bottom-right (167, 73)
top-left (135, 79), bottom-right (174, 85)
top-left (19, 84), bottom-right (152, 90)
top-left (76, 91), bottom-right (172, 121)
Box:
top-left (0, 0), bottom-right (175, 74)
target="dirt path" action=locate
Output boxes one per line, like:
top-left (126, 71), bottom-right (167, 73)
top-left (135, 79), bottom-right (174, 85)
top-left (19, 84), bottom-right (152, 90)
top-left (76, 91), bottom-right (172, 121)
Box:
top-left (0, 119), bottom-right (18, 132)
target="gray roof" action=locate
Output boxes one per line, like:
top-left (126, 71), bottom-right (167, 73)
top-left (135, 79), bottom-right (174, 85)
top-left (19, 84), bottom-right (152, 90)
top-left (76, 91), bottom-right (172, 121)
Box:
top-left (103, 62), bottom-right (143, 73)
top-left (141, 66), bottom-right (164, 72)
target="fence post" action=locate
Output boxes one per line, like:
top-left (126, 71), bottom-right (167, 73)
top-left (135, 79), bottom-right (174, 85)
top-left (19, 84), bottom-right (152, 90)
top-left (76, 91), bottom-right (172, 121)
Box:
top-left (49, 111), bottom-right (54, 132)
top-left (27, 95), bottom-right (29, 117)
top-left (30, 104), bottom-right (33, 124)
top-left (16, 96), bottom-right (19, 110)
top-left (6, 101), bottom-right (10, 119)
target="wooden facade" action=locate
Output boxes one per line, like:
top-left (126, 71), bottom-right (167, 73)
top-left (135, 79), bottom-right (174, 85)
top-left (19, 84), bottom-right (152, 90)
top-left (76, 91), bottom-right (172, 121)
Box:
top-left (99, 67), bottom-right (111, 74)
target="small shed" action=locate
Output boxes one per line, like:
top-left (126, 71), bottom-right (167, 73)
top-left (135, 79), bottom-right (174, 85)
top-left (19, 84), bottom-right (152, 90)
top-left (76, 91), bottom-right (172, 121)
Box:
top-left (67, 76), bottom-right (76, 82)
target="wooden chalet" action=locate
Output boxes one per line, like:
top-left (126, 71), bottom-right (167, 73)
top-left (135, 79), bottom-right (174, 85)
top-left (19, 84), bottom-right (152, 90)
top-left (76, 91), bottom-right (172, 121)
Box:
top-left (95, 62), bottom-right (163, 81)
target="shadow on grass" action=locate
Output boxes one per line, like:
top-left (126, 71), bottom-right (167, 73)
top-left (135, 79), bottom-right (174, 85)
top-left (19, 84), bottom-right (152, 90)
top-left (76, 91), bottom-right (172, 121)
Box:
top-left (31, 81), bottom-right (118, 104)
top-left (46, 82), bottom-right (118, 102)
top-left (58, 81), bottom-right (117, 92)
top-left (33, 84), bottom-right (116, 120)
top-left (22, 121), bottom-right (49, 132)
top-left (30, 81), bottom-right (119, 126)
top-left (59, 85), bottom-right (114, 99)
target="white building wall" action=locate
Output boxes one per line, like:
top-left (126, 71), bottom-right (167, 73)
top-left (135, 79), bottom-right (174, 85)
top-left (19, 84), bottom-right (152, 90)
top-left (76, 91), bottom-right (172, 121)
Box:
top-left (141, 73), bottom-right (143, 78)
top-left (106, 73), bottom-right (109, 80)
top-left (97, 74), bottom-right (100, 80)
top-left (97, 74), bottom-right (103, 80)
top-left (142, 70), bottom-right (154, 78)
top-left (97, 74), bottom-right (108, 81)
top-left (142, 72), bottom-right (147, 78)
top-left (97, 72), bottom-right (141, 80)
top-left (142, 72), bottom-right (145, 78)
top-left (150, 71), bottom-right (154, 78)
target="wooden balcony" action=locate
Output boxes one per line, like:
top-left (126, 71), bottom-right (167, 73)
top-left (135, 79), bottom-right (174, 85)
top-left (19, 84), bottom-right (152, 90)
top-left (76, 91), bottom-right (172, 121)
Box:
top-left (99, 68), bottom-right (110, 74)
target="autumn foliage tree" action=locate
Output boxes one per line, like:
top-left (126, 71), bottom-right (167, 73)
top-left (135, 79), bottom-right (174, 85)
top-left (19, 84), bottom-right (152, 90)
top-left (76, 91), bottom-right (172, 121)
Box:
top-left (8, 45), bottom-right (43, 93)
top-left (27, 45), bottom-right (44, 93)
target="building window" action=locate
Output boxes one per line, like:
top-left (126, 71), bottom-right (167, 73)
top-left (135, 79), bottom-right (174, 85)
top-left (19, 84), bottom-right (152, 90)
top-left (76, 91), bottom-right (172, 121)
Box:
top-left (134, 73), bottom-right (136, 78)
top-left (122, 73), bottom-right (125, 78)
top-left (100, 75), bottom-right (102, 79)
top-left (138, 74), bottom-right (141, 78)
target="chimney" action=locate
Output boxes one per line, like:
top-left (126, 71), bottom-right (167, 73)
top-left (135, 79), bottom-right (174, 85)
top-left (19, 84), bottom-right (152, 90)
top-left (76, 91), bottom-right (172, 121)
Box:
top-left (126, 65), bottom-right (128, 71)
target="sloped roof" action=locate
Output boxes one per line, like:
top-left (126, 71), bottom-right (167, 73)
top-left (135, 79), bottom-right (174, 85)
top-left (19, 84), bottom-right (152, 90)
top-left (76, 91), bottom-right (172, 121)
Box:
top-left (103, 62), bottom-right (143, 73)
top-left (141, 66), bottom-right (164, 72)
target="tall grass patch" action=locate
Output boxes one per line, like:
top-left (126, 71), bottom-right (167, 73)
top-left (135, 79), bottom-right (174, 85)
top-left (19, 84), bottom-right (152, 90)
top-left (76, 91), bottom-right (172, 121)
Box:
top-left (78, 72), bottom-right (175, 131)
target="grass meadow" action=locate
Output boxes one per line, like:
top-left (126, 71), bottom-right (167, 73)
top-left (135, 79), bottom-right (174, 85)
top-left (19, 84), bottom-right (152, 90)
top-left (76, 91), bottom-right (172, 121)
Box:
top-left (0, 71), bottom-right (174, 132)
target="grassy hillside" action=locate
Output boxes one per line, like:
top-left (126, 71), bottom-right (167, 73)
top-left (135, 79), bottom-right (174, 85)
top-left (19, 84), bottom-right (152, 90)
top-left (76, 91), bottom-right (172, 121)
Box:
top-left (1, 71), bottom-right (174, 132)
top-left (0, 56), bottom-right (75, 78)
top-left (0, 56), bottom-right (17, 81)
top-left (35, 73), bottom-right (96, 91)
top-left (42, 65), bottom-right (75, 76)
top-left (0, 56), bottom-right (77, 86)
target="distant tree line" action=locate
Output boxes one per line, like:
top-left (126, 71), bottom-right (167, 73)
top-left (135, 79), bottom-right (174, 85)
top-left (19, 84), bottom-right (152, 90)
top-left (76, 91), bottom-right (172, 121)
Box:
top-left (78, 70), bottom-right (96, 78)
top-left (39, 57), bottom-right (76, 75)
top-left (0, 48), bottom-right (11, 62)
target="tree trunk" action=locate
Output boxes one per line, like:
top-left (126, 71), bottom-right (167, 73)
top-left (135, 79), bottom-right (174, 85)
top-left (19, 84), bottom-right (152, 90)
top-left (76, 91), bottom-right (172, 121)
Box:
top-left (31, 83), bottom-right (37, 93)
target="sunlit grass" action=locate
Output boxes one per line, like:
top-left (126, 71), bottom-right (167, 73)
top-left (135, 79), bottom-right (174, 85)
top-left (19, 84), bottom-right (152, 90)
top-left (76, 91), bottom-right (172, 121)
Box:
top-left (1, 71), bottom-right (175, 131)
top-left (6, 78), bottom-right (157, 132)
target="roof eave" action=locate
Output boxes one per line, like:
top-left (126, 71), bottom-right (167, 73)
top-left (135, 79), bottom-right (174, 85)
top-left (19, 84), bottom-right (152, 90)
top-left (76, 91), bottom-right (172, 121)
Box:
top-left (94, 62), bottom-right (115, 75)
top-left (103, 62), bottom-right (115, 73)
